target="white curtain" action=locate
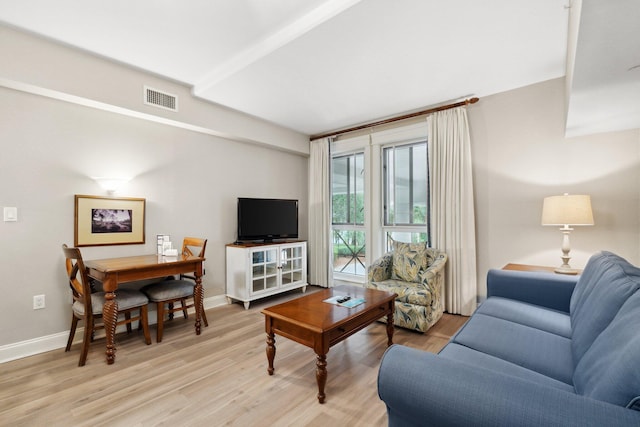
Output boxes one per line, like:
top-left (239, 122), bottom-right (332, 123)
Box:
top-left (308, 138), bottom-right (332, 287)
top-left (428, 107), bottom-right (477, 315)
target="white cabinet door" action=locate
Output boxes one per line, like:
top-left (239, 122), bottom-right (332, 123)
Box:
top-left (279, 243), bottom-right (306, 287)
top-left (250, 247), bottom-right (279, 295)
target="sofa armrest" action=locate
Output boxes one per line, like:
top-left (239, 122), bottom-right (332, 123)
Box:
top-left (368, 253), bottom-right (393, 283)
top-left (486, 269), bottom-right (578, 313)
top-left (378, 345), bottom-right (640, 427)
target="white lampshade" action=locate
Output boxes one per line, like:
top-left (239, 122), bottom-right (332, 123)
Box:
top-left (541, 194), bottom-right (594, 226)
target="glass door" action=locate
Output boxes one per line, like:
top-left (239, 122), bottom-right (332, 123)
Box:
top-left (280, 244), bottom-right (304, 285)
top-left (251, 248), bottom-right (278, 294)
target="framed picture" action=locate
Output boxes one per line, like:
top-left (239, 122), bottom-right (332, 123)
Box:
top-left (74, 195), bottom-right (146, 247)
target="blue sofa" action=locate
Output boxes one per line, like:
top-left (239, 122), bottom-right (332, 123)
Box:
top-left (377, 251), bottom-right (640, 426)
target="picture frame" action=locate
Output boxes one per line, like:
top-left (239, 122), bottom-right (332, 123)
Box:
top-left (74, 195), bottom-right (146, 247)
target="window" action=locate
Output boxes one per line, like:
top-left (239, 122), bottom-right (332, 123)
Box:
top-left (329, 126), bottom-right (429, 280)
top-left (332, 152), bottom-right (366, 276)
top-left (383, 142), bottom-right (429, 249)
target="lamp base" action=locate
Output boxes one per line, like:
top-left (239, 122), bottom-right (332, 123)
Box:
top-left (554, 266), bottom-right (579, 275)
top-left (555, 242), bottom-right (579, 275)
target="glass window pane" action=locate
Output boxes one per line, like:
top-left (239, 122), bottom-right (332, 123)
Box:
top-left (332, 156), bottom-right (349, 224)
top-left (354, 153), bottom-right (365, 225)
top-left (385, 231), bottom-right (428, 251)
top-left (331, 151), bottom-right (367, 277)
top-left (333, 229), bottom-right (366, 276)
top-left (383, 142), bottom-right (429, 254)
top-left (384, 148), bottom-right (394, 224)
top-left (332, 153), bottom-right (365, 226)
top-left (394, 146), bottom-right (411, 224)
top-left (384, 142), bottom-right (428, 227)
top-left (348, 155), bottom-right (356, 223)
top-left (412, 144), bottom-right (427, 225)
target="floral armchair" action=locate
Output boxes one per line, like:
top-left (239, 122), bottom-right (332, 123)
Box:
top-left (366, 241), bottom-right (447, 333)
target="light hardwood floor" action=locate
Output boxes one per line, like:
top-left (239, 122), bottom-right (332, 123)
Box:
top-left (0, 287), bottom-right (467, 427)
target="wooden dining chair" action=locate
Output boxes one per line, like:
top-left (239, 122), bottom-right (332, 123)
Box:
top-left (141, 237), bottom-right (208, 342)
top-left (62, 244), bottom-right (152, 366)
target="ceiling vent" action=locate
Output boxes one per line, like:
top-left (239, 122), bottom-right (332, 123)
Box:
top-left (144, 86), bottom-right (178, 112)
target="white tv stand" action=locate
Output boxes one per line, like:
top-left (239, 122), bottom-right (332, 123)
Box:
top-left (225, 240), bottom-right (307, 309)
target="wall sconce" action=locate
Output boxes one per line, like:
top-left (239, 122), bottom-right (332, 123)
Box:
top-left (92, 177), bottom-right (131, 194)
top-left (541, 193), bottom-right (594, 274)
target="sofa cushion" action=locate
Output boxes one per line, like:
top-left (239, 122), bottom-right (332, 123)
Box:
top-left (476, 297), bottom-right (571, 338)
top-left (573, 290), bottom-right (640, 408)
top-left (439, 343), bottom-right (575, 393)
top-left (570, 251), bottom-right (640, 364)
top-left (390, 239), bottom-right (429, 282)
top-left (450, 313), bottom-right (574, 384)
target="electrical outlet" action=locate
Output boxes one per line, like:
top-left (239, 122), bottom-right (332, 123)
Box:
top-left (33, 294), bottom-right (45, 310)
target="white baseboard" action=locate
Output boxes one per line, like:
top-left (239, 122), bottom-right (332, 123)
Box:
top-left (0, 294), bottom-right (228, 364)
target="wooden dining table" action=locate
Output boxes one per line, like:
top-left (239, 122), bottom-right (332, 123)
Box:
top-left (84, 254), bottom-right (205, 364)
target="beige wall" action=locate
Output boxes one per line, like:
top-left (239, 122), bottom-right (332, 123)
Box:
top-left (469, 77), bottom-right (640, 299)
top-left (0, 27), bottom-right (309, 354)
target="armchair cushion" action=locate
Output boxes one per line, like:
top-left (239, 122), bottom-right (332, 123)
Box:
top-left (367, 280), bottom-right (433, 306)
top-left (390, 239), bottom-right (431, 282)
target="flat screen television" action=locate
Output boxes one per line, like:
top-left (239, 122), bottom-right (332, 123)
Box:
top-left (237, 198), bottom-right (298, 242)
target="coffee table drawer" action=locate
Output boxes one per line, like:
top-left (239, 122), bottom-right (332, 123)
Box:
top-left (271, 318), bottom-right (317, 348)
top-left (328, 303), bottom-right (391, 344)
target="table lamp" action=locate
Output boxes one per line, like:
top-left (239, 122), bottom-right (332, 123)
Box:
top-left (541, 193), bottom-right (594, 274)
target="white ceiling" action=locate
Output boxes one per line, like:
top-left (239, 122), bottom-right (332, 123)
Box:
top-left (565, 0), bottom-right (640, 137)
top-left (0, 0), bottom-right (637, 137)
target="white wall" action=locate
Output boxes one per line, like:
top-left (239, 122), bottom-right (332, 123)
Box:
top-left (0, 27), bottom-right (309, 353)
top-left (469, 77), bottom-right (640, 299)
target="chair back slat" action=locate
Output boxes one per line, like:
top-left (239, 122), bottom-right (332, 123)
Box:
top-left (179, 237), bottom-right (207, 279)
top-left (182, 237), bottom-right (207, 258)
top-left (62, 244), bottom-right (93, 316)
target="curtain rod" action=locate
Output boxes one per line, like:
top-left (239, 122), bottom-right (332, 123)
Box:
top-left (309, 97), bottom-right (479, 141)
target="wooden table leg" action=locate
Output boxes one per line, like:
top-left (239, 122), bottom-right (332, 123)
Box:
top-left (266, 331), bottom-right (276, 375)
top-left (103, 291), bottom-right (118, 364)
top-left (386, 308), bottom-right (394, 346)
top-left (316, 354), bottom-right (327, 403)
top-left (194, 276), bottom-right (203, 335)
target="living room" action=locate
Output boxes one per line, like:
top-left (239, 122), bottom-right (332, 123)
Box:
top-left (1, 1), bottom-right (639, 425)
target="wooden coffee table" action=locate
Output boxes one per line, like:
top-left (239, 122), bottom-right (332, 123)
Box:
top-left (261, 284), bottom-right (397, 403)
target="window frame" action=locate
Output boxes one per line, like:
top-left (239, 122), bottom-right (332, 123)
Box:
top-left (327, 122), bottom-right (429, 285)
top-left (331, 152), bottom-right (365, 226)
top-left (382, 140), bottom-right (430, 250)
top-left (331, 150), bottom-right (367, 281)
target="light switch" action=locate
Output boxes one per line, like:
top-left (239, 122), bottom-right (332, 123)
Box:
top-left (4, 207), bottom-right (17, 222)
